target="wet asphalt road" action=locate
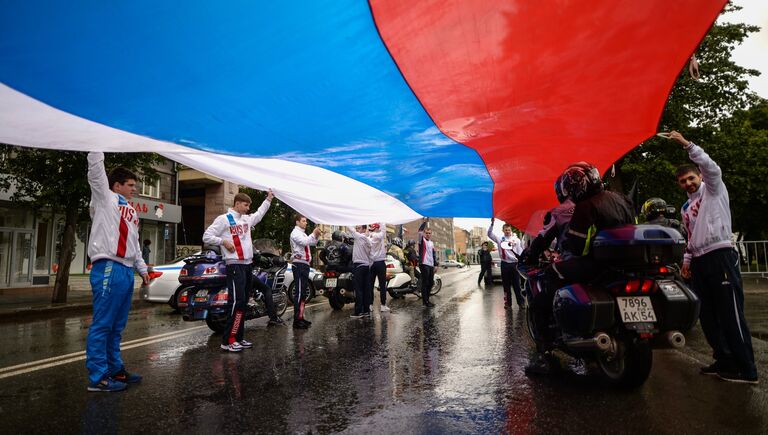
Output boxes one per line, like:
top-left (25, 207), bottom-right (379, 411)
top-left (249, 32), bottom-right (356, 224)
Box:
top-left (0, 267), bottom-right (766, 434)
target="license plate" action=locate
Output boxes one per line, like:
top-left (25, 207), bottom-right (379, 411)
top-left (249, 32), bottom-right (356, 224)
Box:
top-left (194, 290), bottom-right (209, 302)
top-left (325, 278), bottom-right (337, 288)
top-left (617, 296), bottom-right (657, 323)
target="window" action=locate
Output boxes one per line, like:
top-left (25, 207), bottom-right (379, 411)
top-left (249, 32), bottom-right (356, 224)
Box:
top-left (140, 177), bottom-right (161, 199)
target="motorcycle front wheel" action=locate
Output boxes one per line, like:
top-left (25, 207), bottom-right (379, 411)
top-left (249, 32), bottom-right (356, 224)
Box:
top-left (205, 315), bottom-right (228, 334)
top-left (273, 288), bottom-right (288, 316)
top-left (430, 278), bottom-right (442, 295)
top-left (596, 338), bottom-right (653, 389)
top-left (287, 281), bottom-right (314, 305)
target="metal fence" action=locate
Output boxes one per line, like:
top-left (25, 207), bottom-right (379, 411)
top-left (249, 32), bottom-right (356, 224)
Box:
top-left (736, 241), bottom-right (768, 277)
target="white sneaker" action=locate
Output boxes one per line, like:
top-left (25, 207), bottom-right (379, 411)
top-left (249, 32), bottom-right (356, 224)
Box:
top-left (220, 342), bottom-right (243, 352)
top-left (238, 340), bottom-right (253, 349)
top-left (380, 305), bottom-right (390, 312)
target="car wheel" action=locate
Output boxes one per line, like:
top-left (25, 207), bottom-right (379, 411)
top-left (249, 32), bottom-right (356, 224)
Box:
top-left (168, 286), bottom-right (184, 312)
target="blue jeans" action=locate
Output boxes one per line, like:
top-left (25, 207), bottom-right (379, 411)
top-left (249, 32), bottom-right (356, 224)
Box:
top-left (86, 260), bottom-right (135, 385)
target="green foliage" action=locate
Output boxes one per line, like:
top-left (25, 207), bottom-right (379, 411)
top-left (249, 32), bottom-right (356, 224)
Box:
top-left (239, 187), bottom-right (316, 254)
top-left (612, 6), bottom-right (767, 238)
top-left (0, 146), bottom-right (163, 219)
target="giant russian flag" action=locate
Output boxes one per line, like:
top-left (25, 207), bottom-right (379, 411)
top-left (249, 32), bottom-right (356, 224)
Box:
top-left (0, 1), bottom-right (726, 229)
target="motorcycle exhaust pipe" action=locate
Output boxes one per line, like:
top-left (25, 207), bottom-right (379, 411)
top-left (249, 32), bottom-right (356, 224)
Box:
top-left (565, 332), bottom-right (613, 352)
top-left (316, 289), bottom-right (325, 296)
top-left (653, 331), bottom-right (685, 349)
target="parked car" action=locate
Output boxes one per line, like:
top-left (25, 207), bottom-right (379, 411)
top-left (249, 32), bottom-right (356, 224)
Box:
top-left (285, 263), bottom-right (323, 303)
top-left (441, 259), bottom-right (465, 269)
top-left (490, 250), bottom-right (501, 281)
top-left (141, 250), bottom-right (323, 309)
top-left (139, 253), bottom-right (199, 310)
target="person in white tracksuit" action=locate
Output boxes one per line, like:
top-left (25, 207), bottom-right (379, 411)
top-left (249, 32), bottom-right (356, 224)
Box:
top-left (290, 214), bottom-right (321, 329)
top-left (669, 131), bottom-right (757, 384)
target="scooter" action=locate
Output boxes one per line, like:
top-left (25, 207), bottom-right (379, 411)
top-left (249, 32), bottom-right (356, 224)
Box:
top-left (519, 224), bottom-right (700, 388)
top-left (177, 248), bottom-right (289, 333)
top-left (383, 255), bottom-right (442, 299)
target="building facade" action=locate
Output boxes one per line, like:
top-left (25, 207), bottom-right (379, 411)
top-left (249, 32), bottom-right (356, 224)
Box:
top-left (0, 157), bottom-right (181, 290)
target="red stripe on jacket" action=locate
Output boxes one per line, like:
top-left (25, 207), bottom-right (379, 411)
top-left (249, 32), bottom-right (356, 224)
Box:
top-left (116, 217), bottom-right (129, 258)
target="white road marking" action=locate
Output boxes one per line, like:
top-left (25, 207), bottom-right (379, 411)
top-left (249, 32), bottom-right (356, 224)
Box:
top-left (0, 303), bottom-right (322, 380)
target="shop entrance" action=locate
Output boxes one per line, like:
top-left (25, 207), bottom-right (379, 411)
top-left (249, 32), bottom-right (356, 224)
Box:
top-left (0, 229), bottom-right (33, 287)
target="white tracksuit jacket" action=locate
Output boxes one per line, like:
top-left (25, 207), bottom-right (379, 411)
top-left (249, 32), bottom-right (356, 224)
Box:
top-left (290, 226), bottom-right (318, 265)
top-left (202, 199), bottom-right (271, 264)
top-left (681, 143), bottom-right (734, 265)
top-left (86, 152), bottom-right (147, 275)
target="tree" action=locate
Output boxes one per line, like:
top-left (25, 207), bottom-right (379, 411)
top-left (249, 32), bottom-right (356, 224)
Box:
top-left (609, 4), bottom-right (765, 239)
top-left (0, 146), bottom-right (163, 303)
top-left (239, 187), bottom-right (316, 255)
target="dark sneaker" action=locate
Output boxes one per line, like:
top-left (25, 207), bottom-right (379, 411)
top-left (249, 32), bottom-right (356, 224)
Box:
top-left (717, 371), bottom-right (759, 384)
top-left (362, 312), bottom-right (372, 317)
top-left (524, 354), bottom-right (553, 376)
top-left (268, 317), bottom-right (285, 326)
top-left (700, 361), bottom-right (723, 376)
top-left (301, 319), bottom-right (312, 325)
top-left (112, 369), bottom-right (142, 384)
top-left (238, 340), bottom-right (253, 349)
top-left (350, 313), bottom-right (364, 319)
top-left (293, 321), bottom-right (309, 329)
top-left (423, 302), bottom-right (435, 308)
top-left (87, 378), bottom-right (128, 392)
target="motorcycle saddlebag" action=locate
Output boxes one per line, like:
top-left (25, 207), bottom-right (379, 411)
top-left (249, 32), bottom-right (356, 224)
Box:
top-left (651, 279), bottom-right (701, 332)
top-left (553, 284), bottom-right (615, 336)
top-left (591, 225), bottom-right (685, 267)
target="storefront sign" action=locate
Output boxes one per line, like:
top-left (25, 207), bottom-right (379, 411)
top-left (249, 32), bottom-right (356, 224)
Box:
top-left (128, 198), bottom-right (181, 223)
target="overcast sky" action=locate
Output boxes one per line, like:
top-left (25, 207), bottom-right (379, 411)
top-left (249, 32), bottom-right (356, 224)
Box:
top-left (455, 1), bottom-right (766, 232)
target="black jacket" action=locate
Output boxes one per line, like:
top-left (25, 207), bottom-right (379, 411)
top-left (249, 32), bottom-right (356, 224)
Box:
top-left (563, 190), bottom-right (635, 256)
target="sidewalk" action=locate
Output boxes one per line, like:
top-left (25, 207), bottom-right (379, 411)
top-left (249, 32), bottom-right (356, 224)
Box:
top-left (0, 275), bottom-right (143, 319)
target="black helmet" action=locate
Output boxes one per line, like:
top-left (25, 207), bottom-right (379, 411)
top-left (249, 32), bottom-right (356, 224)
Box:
top-left (642, 197), bottom-right (668, 220)
top-left (406, 239), bottom-right (416, 247)
top-left (554, 175), bottom-right (568, 203)
top-left (560, 162), bottom-right (603, 202)
top-left (331, 230), bottom-right (344, 242)
top-left (391, 237), bottom-right (403, 248)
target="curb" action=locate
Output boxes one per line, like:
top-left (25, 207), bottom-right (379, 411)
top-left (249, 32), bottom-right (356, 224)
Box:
top-left (0, 299), bottom-right (146, 322)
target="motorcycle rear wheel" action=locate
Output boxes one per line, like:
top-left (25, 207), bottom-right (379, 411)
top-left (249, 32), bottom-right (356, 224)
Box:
top-left (328, 289), bottom-right (345, 310)
top-left (205, 315), bottom-right (228, 334)
top-left (597, 339), bottom-right (653, 388)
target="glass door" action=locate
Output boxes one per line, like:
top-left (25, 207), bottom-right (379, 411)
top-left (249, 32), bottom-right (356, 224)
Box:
top-left (0, 231), bottom-right (11, 287)
top-left (10, 231), bottom-right (32, 286)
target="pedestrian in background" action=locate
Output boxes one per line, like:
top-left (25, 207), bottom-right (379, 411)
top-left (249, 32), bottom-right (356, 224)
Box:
top-left (669, 131), bottom-right (757, 384)
top-left (142, 239), bottom-right (151, 265)
top-left (477, 242), bottom-right (493, 286)
top-left (85, 151), bottom-right (149, 392)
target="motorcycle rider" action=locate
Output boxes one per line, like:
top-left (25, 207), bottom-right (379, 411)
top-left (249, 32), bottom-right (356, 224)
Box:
top-left (526, 162), bottom-right (634, 374)
top-left (319, 230), bottom-right (353, 273)
top-left (524, 175), bottom-right (575, 264)
top-left (403, 240), bottom-right (419, 288)
top-left (290, 214), bottom-right (322, 329)
top-left (388, 237), bottom-right (406, 266)
top-left (487, 219), bottom-right (524, 309)
top-left (477, 242), bottom-right (493, 286)
top-left (203, 190), bottom-right (281, 353)
top-left (641, 197), bottom-right (686, 237)
top-left (347, 225), bottom-right (373, 318)
top-left (368, 222), bottom-right (390, 312)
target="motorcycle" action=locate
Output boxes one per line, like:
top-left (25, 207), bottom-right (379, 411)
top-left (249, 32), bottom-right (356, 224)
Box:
top-left (519, 224), bottom-right (700, 388)
top-left (314, 268), bottom-right (356, 310)
top-left (383, 255), bottom-right (442, 299)
top-left (177, 247), bottom-right (289, 333)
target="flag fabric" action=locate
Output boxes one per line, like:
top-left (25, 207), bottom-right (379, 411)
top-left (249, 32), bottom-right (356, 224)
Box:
top-left (0, 0), bottom-right (726, 229)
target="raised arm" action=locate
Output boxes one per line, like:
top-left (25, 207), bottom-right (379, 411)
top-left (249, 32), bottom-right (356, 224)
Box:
top-left (87, 152), bottom-right (112, 204)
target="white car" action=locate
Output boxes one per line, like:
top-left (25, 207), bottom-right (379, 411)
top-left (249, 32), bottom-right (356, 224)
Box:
top-left (139, 254), bottom-right (194, 309)
top-left (441, 259), bottom-right (465, 269)
top-left (139, 253), bottom-right (321, 309)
